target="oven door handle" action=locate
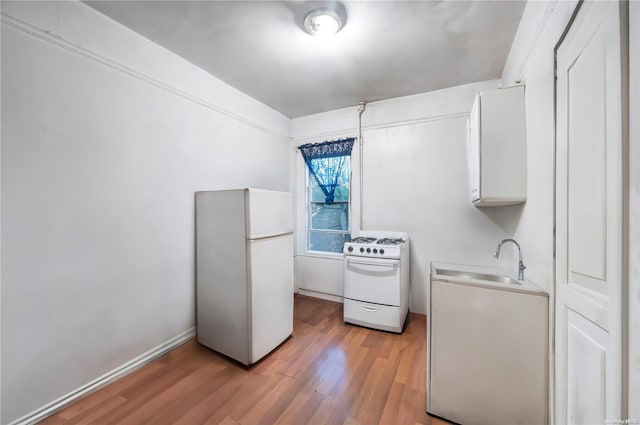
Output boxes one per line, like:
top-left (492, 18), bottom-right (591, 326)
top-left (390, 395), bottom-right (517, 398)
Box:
top-left (345, 257), bottom-right (400, 267)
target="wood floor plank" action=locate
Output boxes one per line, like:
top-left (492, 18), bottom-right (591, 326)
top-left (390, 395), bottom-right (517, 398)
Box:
top-left (307, 395), bottom-right (340, 425)
top-left (141, 364), bottom-right (245, 424)
top-left (171, 367), bottom-right (255, 425)
top-left (407, 349), bottom-right (427, 392)
top-left (394, 347), bottom-right (418, 385)
top-left (51, 362), bottom-right (167, 421)
top-left (379, 381), bottom-right (405, 424)
top-left (227, 372), bottom-right (283, 422)
top-left (273, 391), bottom-right (318, 424)
top-left (73, 396), bottom-right (127, 425)
top-left (303, 346), bottom-right (351, 395)
top-left (43, 295), bottom-right (434, 425)
top-left (235, 373), bottom-right (296, 424)
top-left (348, 356), bottom-right (397, 422)
top-left (109, 361), bottom-right (226, 424)
top-left (210, 416), bottom-right (239, 425)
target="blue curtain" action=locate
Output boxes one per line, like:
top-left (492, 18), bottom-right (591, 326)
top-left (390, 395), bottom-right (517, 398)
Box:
top-left (299, 138), bottom-right (355, 204)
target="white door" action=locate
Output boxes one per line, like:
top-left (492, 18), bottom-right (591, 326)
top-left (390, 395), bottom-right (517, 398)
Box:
top-left (555, 1), bottom-right (625, 424)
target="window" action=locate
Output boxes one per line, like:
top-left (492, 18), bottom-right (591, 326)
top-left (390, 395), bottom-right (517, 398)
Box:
top-left (308, 156), bottom-right (351, 253)
top-left (299, 138), bottom-right (355, 254)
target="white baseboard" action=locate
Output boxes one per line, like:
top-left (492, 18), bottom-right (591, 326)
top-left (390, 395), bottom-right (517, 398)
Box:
top-left (297, 288), bottom-right (344, 304)
top-left (8, 327), bottom-right (196, 425)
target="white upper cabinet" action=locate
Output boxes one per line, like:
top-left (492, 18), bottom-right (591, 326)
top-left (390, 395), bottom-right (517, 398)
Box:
top-left (466, 85), bottom-right (527, 206)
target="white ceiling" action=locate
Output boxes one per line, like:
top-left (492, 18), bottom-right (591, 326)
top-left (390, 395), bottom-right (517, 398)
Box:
top-left (85, 1), bottom-right (526, 118)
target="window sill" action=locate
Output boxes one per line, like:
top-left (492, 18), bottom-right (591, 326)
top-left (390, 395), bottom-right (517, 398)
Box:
top-left (295, 252), bottom-right (345, 261)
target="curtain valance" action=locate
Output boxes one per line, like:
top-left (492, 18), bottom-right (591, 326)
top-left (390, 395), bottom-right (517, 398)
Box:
top-left (299, 138), bottom-right (355, 205)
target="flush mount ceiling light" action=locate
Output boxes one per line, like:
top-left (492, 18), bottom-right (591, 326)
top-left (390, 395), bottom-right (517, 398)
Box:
top-left (303, 7), bottom-right (344, 37)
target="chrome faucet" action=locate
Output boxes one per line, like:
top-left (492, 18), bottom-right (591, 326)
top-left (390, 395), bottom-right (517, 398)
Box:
top-left (494, 239), bottom-right (526, 281)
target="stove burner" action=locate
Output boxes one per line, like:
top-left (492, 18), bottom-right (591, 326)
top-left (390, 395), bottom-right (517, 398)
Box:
top-left (349, 237), bottom-right (377, 244)
top-left (376, 238), bottom-right (405, 246)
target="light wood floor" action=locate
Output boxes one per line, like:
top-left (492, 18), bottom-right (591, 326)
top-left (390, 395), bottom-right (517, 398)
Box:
top-left (42, 295), bottom-right (447, 425)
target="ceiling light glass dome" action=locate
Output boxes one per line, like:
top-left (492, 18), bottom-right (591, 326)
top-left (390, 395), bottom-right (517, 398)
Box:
top-left (304, 8), bottom-right (343, 37)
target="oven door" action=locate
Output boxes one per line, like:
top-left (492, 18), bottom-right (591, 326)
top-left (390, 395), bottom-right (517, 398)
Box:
top-left (343, 256), bottom-right (401, 306)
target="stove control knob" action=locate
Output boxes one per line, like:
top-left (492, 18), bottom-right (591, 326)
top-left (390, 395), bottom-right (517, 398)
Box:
top-left (348, 246), bottom-right (353, 252)
top-left (373, 248), bottom-right (378, 254)
top-left (360, 247), bottom-right (365, 253)
top-left (366, 248), bottom-right (371, 253)
top-left (380, 249), bottom-right (385, 255)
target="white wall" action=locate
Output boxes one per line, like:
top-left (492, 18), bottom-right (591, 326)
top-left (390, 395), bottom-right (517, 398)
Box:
top-left (500, 3), bottom-right (577, 423)
top-left (501, 0), bottom-right (579, 294)
top-left (0, 2), bottom-right (290, 424)
top-left (292, 80), bottom-right (522, 314)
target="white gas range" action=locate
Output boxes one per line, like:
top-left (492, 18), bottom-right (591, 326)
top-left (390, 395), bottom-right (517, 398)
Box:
top-left (342, 231), bottom-right (410, 333)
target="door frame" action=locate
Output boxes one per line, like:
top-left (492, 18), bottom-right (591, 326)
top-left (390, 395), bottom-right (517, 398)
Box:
top-left (629, 2), bottom-right (640, 418)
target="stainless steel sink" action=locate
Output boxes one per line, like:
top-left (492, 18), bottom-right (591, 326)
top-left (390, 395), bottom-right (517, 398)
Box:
top-left (435, 268), bottom-right (522, 285)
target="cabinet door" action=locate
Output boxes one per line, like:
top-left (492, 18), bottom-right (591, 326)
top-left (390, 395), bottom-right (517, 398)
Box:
top-left (429, 280), bottom-right (548, 425)
top-left (466, 97), bottom-right (481, 202)
top-left (555, 1), bottom-right (625, 422)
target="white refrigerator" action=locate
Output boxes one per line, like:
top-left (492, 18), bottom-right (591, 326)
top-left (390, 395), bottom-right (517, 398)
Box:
top-left (195, 188), bottom-right (294, 365)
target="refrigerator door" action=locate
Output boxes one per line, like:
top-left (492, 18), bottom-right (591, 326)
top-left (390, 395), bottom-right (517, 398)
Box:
top-left (245, 189), bottom-right (293, 239)
top-left (248, 233), bottom-right (294, 363)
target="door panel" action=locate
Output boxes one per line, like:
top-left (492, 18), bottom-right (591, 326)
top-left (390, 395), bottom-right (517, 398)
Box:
top-left (567, 29), bottom-right (607, 285)
top-left (555, 1), bottom-right (624, 423)
top-left (566, 309), bottom-right (607, 424)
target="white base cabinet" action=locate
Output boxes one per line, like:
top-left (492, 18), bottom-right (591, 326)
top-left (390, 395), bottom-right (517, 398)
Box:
top-left (428, 276), bottom-right (548, 425)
